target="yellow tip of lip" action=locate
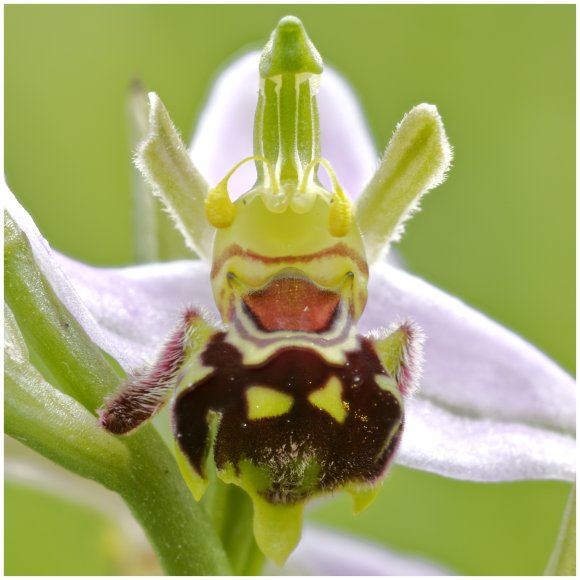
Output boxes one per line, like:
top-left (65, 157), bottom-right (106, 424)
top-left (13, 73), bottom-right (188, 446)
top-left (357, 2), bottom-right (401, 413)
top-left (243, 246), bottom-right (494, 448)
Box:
top-left (252, 495), bottom-right (304, 565)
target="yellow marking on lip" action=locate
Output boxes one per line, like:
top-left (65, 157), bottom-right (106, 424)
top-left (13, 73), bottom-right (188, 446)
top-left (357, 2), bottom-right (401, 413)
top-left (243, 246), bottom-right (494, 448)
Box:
top-left (308, 376), bottom-right (347, 423)
top-left (175, 443), bottom-right (208, 501)
top-left (375, 374), bottom-right (402, 405)
top-left (246, 386), bottom-right (294, 420)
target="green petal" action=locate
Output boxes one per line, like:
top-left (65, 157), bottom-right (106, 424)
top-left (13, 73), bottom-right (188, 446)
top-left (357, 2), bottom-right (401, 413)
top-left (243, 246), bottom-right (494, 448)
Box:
top-left (136, 93), bottom-right (214, 261)
top-left (128, 80), bottom-right (190, 262)
top-left (356, 104), bottom-right (452, 263)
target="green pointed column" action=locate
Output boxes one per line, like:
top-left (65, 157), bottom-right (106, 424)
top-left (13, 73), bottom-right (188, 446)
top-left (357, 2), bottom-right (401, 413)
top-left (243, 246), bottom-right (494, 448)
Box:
top-left (254, 16), bottom-right (323, 187)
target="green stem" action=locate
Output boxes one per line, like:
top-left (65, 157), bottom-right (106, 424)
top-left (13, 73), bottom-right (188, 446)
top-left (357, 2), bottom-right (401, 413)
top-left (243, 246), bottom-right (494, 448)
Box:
top-left (120, 430), bottom-right (231, 576)
top-left (5, 210), bottom-right (115, 411)
top-left (545, 484), bottom-right (576, 575)
top-left (5, 356), bottom-right (128, 492)
top-left (6, 387), bottom-right (231, 575)
top-left (4, 208), bottom-right (231, 575)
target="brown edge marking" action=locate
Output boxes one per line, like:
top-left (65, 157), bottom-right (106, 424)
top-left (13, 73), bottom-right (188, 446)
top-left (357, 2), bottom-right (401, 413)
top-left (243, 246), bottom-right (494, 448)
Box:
top-left (211, 243), bottom-right (369, 280)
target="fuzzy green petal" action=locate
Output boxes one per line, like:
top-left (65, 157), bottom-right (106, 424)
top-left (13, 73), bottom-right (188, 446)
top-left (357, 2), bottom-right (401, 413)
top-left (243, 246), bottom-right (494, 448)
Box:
top-left (356, 104), bottom-right (452, 262)
top-left (136, 93), bottom-right (214, 261)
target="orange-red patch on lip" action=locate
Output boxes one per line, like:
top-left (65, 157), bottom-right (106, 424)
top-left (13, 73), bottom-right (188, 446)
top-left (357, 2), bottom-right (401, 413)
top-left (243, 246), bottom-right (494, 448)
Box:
top-left (243, 277), bottom-right (341, 332)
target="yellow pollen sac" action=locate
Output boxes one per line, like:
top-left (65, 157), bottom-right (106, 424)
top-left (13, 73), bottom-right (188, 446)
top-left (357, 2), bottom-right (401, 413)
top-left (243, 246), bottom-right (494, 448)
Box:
top-left (308, 376), bottom-right (347, 423)
top-left (205, 155), bottom-right (279, 228)
top-left (205, 182), bottom-right (236, 228)
top-left (328, 189), bottom-right (354, 237)
top-left (299, 157), bottom-right (354, 237)
top-left (246, 386), bottom-right (294, 420)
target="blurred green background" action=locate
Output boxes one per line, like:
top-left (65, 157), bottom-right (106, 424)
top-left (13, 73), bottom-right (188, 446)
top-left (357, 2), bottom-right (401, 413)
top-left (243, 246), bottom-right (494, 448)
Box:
top-left (5, 5), bottom-right (575, 576)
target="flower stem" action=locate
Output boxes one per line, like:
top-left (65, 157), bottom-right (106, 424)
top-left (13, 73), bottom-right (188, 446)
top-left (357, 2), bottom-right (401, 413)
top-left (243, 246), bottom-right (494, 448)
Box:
top-left (4, 209), bottom-right (231, 575)
top-left (5, 210), bottom-right (114, 411)
top-left (545, 484), bottom-right (576, 576)
top-left (119, 429), bottom-right (232, 575)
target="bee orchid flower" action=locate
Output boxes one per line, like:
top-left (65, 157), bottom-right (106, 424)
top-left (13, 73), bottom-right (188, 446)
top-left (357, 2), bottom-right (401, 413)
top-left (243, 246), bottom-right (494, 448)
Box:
top-left (5, 15), bottom-right (575, 574)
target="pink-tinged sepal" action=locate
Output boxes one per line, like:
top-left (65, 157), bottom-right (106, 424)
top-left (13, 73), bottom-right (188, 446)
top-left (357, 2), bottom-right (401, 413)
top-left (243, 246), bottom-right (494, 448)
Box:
top-left (99, 307), bottom-right (217, 435)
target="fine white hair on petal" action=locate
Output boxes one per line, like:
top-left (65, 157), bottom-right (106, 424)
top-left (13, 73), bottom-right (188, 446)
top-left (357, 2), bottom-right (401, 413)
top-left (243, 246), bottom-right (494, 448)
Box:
top-left (399, 398), bottom-right (576, 482)
top-left (269, 525), bottom-right (454, 575)
top-left (367, 318), bottom-right (425, 398)
top-left (356, 103), bottom-right (453, 263)
top-left (98, 306), bottom-right (216, 435)
top-left (54, 254), bottom-right (217, 371)
top-left (189, 51), bottom-right (378, 199)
